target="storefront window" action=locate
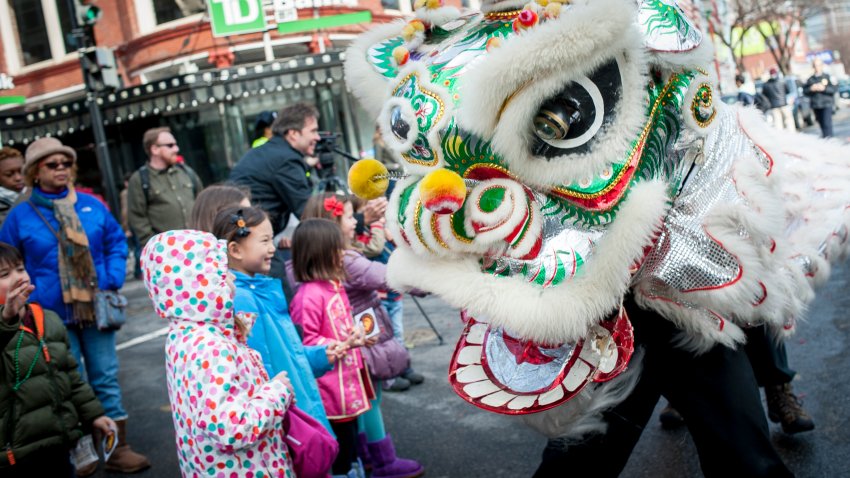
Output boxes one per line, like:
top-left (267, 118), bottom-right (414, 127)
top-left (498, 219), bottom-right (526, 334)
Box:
top-left (11, 0), bottom-right (51, 65)
top-left (56, 0), bottom-right (75, 52)
top-left (153, 0), bottom-right (204, 24)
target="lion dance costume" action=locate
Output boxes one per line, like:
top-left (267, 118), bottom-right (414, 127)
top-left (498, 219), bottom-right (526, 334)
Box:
top-left (344, 0), bottom-right (850, 472)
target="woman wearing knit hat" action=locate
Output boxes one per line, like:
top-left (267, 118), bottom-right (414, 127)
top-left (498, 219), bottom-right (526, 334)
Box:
top-left (0, 137), bottom-right (150, 476)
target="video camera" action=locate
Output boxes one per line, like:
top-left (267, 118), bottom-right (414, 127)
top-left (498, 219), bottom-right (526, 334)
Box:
top-left (315, 132), bottom-right (340, 171)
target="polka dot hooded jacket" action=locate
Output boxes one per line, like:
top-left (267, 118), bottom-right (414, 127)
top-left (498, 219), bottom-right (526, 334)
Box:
top-left (141, 230), bottom-right (293, 477)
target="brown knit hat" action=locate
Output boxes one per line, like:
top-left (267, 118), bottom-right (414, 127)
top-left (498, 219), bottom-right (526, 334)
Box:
top-left (24, 137), bottom-right (77, 176)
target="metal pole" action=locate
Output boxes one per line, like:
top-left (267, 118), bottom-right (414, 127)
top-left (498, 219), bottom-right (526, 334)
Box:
top-left (65, 0), bottom-right (120, 216)
top-left (409, 296), bottom-right (445, 346)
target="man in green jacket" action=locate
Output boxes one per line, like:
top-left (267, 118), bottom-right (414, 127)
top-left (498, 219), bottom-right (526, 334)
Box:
top-left (127, 127), bottom-right (202, 246)
top-left (0, 242), bottom-right (115, 476)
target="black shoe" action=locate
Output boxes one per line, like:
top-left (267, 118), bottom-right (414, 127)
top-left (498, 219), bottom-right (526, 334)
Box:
top-left (659, 405), bottom-right (685, 429)
top-left (383, 377), bottom-right (411, 392)
top-left (402, 369), bottom-right (425, 385)
top-left (765, 383), bottom-right (815, 434)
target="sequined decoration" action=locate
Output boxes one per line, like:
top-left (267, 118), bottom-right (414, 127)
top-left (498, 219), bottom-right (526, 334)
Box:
top-left (634, 107), bottom-right (747, 292)
top-left (691, 83), bottom-right (716, 128)
top-left (638, 0), bottom-right (702, 53)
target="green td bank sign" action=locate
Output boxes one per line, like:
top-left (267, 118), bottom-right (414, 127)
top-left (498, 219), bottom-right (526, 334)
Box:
top-left (207, 0), bottom-right (266, 37)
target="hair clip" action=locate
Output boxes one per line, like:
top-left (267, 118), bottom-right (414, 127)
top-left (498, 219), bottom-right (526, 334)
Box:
top-left (230, 210), bottom-right (251, 237)
top-left (323, 196), bottom-right (345, 218)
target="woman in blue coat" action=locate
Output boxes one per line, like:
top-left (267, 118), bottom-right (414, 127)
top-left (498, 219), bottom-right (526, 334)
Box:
top-left (0, 137), bottom-right (149, 474)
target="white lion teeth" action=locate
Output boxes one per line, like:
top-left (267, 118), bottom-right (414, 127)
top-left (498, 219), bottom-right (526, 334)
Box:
top-left (507, 394), bottom-right (538, 410)
top-left (480, 390), bottom-right (516, 407)
top-left (537, 384), bottom-right (566, 406)
top-left (463, 380), bottom-right (501, 398)
top-left (455, 364), bottom-right (487, 383)
top-left (563, 360), bottom-right (591, 391)
top-left (466, 323), bottom-right (488, 344)
top-left (457, 345), bottom-right (483, 365)
top-left (597, 347), bottom-right (619, 374)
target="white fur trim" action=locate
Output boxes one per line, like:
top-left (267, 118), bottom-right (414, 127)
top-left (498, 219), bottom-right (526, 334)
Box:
top-left (387, 180), bottom-right (669, 344)
top-left (457, 0), bottom-right (649, 189)
top-left (414, 6), bottom-right (462, 26)
top-left (344, 21), bottom-right (408, 119)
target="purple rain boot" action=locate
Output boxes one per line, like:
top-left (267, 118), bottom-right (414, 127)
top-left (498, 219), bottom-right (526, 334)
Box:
top-left (367, 434), bottom-right (425, 478)
top-left (356, 432), bottom-right (372, 471)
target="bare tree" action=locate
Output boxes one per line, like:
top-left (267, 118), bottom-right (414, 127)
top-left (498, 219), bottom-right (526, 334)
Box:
top-left (705, 0), bottom-right (758, 73)
top-left (823, 26), bottom-right (850, 70)
top-left (746, 0), bottom-right (829, 74)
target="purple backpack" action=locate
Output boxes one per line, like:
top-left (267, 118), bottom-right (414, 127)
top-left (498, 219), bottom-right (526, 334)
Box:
top-left (283, 405), bottom-right (338, 477)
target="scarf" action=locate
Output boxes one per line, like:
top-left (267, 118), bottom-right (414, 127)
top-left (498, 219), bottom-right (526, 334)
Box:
top-left (30, 186), bottom-right (98, 324)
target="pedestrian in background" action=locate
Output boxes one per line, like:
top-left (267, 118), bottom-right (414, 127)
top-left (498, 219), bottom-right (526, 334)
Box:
top-left (127, 127), bottom-right (202, 247)
top-left (735, 74), bottom-right (754, 107)
top-left (0, 137), bottom-right (149, 475)
top-left (0, 242), bottom-right (118, 478)
top-left (0, 147), bottom-right (25, 226)
top-left (805, 58), bottom-right (836, 138)
top-left (141, 230), bottom-right (296, 477)
top-left (762, 68), bottom-right (796, 132)
top-left (251, 110), bottom-right (277, 148)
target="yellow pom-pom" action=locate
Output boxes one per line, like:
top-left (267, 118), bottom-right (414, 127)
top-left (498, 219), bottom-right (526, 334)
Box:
top-left (536, 0), bottom-right (549, 6)
top-left (545, 2), bottom-right (561, 17)
top-left (392, 46), bottom-right (410, 66)
top-left (414, 0), bottom-right (426, 8)
top-left (348, 159), bottom-right (389, 200)
top-left (401, 25), bottom-right (416, 41)
top-left (419, 169), bottom-right (467, 214)
top-left (425, 0), bottom-right (441, 9)
top-left (485, 37), bottom-right (502, 51)
top-left (410, 20), bottom-right (426, 32)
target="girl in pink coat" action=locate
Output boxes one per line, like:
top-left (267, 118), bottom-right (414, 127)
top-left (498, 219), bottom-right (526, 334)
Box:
top-left (290, 218), bottom-right (374, 478)
top-left (140, 230), bottom-right (294, 477)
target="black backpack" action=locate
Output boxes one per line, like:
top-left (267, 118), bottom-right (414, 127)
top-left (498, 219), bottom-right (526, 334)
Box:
top-left (754, 93), bottom-right (771, 113)
top-left (138, 163), bottom-right (201, 204)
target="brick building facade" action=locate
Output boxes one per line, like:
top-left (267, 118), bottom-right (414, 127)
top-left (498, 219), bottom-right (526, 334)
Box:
top-left (0, 0), bottom-right (472, 203)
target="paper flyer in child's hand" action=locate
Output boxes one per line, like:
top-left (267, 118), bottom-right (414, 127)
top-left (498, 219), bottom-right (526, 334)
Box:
top-left (70, 434), bottom-right (99, 468)
top-left (102, 428), bottom-right (119, 462)
top-left (355, 307), bottom-right (380, 339)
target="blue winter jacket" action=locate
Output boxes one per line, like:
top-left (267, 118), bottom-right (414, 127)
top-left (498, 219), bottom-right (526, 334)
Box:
top-left (232, 270), bottom-right (334, 434)
top-left (0, 188), bottom-right (128, 325)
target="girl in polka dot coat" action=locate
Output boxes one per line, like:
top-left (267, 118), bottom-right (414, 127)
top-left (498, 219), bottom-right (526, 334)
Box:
top-left (141, 230), bottom-right (295, 478)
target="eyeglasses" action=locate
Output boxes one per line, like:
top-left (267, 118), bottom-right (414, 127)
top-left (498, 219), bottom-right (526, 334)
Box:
top-left (156, 143), bottom-right (177, 149)
top-left (41, 159), bottom-right (74, 170)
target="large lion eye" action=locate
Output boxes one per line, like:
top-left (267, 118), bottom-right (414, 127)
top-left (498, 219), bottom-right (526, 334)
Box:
top-left (530, 58), bottom-right (623, 157)
top-left (533, 100), bottom-right (582, 141)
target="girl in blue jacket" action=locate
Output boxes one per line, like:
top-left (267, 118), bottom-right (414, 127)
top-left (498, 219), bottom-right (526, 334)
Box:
top-left (212, 205), bottom-right (343, 434)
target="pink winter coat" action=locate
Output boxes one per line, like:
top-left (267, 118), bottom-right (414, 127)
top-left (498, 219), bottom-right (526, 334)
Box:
top-left (141, 230), bottom-right (293, 478)
top-left (290, 279), bottom-right (373, 420)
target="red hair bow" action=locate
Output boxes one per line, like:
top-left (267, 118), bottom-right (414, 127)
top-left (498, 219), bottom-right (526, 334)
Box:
top-left (323, 196), bottom-right (344, 217)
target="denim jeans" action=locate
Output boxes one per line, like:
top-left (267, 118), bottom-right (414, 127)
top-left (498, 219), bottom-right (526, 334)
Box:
top-left (382, 298), bottom-right (404, 343)
top-left (66, 326), bottom-right (127, 419)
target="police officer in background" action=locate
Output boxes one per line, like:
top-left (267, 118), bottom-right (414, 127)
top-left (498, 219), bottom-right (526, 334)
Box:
top-left (805, 58), bottom-right (836, 138)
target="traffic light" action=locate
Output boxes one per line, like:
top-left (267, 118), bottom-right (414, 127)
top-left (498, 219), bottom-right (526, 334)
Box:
top-left (75, 0), bottom-right (102, 26)
top-left (81, 47), bottom-right (120, 92)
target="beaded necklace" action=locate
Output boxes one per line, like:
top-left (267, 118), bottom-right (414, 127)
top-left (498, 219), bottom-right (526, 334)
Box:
top-left (12, 330), bottom-right (43, 391)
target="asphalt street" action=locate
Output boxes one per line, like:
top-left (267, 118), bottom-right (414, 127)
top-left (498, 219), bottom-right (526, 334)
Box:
top-left (87, 111), bottom-right (850, 477)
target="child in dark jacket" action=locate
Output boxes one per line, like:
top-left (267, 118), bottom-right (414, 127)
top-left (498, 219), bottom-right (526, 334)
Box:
top-left (0, 242), bottom-right (115, 477)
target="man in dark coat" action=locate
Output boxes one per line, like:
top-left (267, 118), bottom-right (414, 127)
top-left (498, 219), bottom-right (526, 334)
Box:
top-left (805, 58), bottom-right (836, 138)
top-left (762, 68), bottom-right (795, 132)
top-left (229, 103), bottom-right (321, 298)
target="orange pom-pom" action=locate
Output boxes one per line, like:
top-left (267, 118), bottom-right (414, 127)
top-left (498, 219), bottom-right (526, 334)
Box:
top-left (419, 169), bottom-right (467, 214)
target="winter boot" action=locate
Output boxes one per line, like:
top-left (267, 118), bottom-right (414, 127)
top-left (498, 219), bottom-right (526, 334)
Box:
top-left (356, 432), bottom-right (372, 471)
top-left (659, 404), bottom-right (685, 429)
top-left (765, 383), bottom-right (815, 434)
top-left (104, 419), bottom-right (152, 473)
top-left (402, 368), bottom-right (425, 385)
top-left (367, 434), bottom-right (424, 478)
top-left (382, 377), bottom-right (411, 392)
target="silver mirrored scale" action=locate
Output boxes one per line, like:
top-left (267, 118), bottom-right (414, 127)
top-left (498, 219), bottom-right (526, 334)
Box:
top-left (484, 325), bottom-right (577, 394)
top-left (635, 107), bottom-right (754, 292)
